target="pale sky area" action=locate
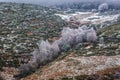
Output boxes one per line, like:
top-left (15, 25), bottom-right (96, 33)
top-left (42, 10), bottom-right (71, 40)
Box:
top-left (0, 0), bottom-right (120, 5)
top-left (0, 0), bottom-right (81, 4)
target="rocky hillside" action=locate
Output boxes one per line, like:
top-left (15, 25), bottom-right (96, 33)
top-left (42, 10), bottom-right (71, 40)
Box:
top-left (0, 2), bottom-right (120, 80)
top-left (21, 24), bottom-right (120, 80)
top-left (0, 2), bottom-right (69, 70)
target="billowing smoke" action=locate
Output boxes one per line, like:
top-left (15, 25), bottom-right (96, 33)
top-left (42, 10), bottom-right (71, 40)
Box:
top-left (16, 26), bottom-right (97, 78)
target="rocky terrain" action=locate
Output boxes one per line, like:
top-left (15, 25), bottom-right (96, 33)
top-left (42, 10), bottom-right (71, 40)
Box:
top-left (0, 2), bottom-right (120, 80)
top-left (22, 55), bottom-right (120, 80)
top-left (0, 2), bottom-right (68, 71)
top-left (55, 11), bottom-right (119, 25)
top-left (20, 23), bottom-right (120, 80)
top-left (1, 23), bottom-right (119, 80)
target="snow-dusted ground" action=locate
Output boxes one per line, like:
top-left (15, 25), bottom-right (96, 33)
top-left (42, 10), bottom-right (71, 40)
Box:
top-left (55, 12), bottom-right (119, 25)
top-left (38, 55), bottom-right (120, 79)
top-left (20, 54), bottom-right (120, 80)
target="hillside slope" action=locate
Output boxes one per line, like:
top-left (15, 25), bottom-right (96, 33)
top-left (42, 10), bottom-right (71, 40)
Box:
top-left (22, 24), bottom-right (120, 80)
top-left (0, 2), bottom-right (120, 80)
top-left (0, 2), bottom-right (68, 70)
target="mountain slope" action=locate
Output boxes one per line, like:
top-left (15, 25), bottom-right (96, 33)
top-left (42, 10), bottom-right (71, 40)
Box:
top-left (0, 2), bottom-right (68, 72)
top-left (22, 24), bottom-right (120, 80)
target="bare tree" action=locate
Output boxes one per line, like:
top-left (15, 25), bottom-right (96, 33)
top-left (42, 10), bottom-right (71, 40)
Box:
top-left (98, 3), bottom-right (109, 12)
top-left (86, 28), bottom-right (97, 42)
top-left (61, 27), bottom-right (75, 46)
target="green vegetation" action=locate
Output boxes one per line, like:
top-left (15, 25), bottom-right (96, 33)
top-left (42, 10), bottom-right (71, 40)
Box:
top-left (0, 2), bottom-right (68, 70)
top-left (59, 24), bottom-right (120, 58)
top-left (0, 2), bottom-right (120, 80)
top-left (97, 24), bottom-right (120, 36)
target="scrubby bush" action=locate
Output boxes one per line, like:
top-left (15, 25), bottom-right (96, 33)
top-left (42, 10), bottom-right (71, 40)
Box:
top-left (51, 41), bottom-right (60, 58)
top-left (17, 40), bottom-right (60, 78)
top-left (17, 61), bottom-right (38, 78)
top-left (86, 28), bottom-right (97, 42)
top-left (61, 27), bottom-right (76, 46)
top-left (60, 44), bottom-right (71, 52)
top-left (61, 26), bottom-right (97, 44)
top-left (99, 37), bottom-right (104, 44)
top-left (31, 40), bottom-right (60, 65)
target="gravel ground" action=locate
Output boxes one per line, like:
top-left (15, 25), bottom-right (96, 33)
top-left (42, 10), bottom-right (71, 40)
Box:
top-left (20, 54), bottom-right (120, 80)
